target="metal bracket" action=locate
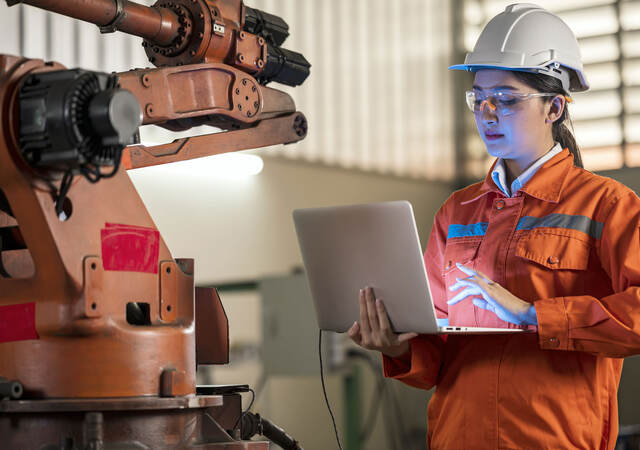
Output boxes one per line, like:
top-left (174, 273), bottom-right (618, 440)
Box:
top-left (83, 256), bottom-right (103, 318)
top-left (159, 261), bottom-right (177, 323)
top-left (99, 0), bottom-right (126, 34)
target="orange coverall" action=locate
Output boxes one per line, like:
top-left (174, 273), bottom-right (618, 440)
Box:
top-left (383, 148), bottom-right (640, 449)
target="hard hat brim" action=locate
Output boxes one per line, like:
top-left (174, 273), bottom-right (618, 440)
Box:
top-left (448, 63), bottom-right (589, 92)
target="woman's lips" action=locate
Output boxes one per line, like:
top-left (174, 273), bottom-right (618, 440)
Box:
top-left (485, 132), bottom-right (504, 141)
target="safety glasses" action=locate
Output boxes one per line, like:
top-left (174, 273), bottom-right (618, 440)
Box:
top-left (465, 90), bottom-right (572, 116)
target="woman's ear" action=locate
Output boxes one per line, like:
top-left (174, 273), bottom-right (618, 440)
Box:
top-left (545, 95), bottom-right (565, 124)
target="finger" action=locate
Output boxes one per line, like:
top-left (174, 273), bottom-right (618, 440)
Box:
top-left (376, 299), bottom-right (393, 335)
top-left (472, 298), bottom-right (496, 313)
top-left (458, 263), bottom-right (495, 285)
top-left (473, 268), bottom-right (495, 284)
top-left (456, 275), bottom-right (492, 293)
top-left (365, 287), bottom-right (380, 334)
top-left (359, 289), bottom-right (371, 336)
top-left (448, 277), bottom-right (469, 292)
top-left (397, 332), bottom-right (418, 344)
top-left (471, 273), bottom-right (497, 289)
top-left (465, 276), bottom-right (496, 299)
top-left (348, 321), bottom-right (363, 345)
top-left (447, 286), bottom-right (480, 305)
top-left (456, 263), bottom-right (477, 277)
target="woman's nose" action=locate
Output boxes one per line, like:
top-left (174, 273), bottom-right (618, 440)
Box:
top-left (480, 100), bottom-right (498, 123)
top-left (480, 99), bottom-right (496, 112)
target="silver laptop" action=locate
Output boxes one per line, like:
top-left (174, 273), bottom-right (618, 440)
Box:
top-left (292, 201), bottom-right (530, 334)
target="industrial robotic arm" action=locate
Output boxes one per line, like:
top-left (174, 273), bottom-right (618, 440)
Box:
top-left (0, 1), bottom-right (309, 448)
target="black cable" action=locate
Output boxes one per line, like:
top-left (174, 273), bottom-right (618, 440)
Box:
top-left (54, 170), bottom-right (74, 218)
top-left (252, 370), bottom-right (268, 406)
top-left (233, 387), bottom-right (256, 430)
top-left (319, 329), bottom-right (343, 450)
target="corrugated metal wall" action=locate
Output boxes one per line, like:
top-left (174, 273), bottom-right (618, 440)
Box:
top-left (0, 0), bottom-right (455, 181)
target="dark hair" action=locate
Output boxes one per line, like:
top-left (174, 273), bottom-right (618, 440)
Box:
top-left (511, 71), bottom-right (583, 168)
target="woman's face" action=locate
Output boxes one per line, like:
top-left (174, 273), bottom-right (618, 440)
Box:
top-left (472, 69), bottom-right (557, 166)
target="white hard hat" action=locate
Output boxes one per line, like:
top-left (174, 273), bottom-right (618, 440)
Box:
top-left (449, 3), bottom-right (589, 92)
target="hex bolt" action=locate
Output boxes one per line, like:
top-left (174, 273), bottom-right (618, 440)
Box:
top-left (145, 103), bottom-right (154, 117)
top-left (237, 53), bottom-right (245, 63)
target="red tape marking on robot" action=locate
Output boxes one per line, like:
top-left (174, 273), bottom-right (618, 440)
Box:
top-left (100, 223), bottom-right (160, 274)
top-left (0, 302), bottom-right (38, 343)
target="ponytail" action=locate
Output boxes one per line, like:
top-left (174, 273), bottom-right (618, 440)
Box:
top-left (552, 108), bottom-right (583, 168)
top-left (512, 71), bottom-right (583, 168)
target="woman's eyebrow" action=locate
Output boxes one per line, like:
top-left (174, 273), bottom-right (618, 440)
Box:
top-left (472, 84), bottom-right (519, 91)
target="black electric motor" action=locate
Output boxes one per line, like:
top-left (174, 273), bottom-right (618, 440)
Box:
top-left (18, 69), bottom-right (141, 178)
top-left (243, 6), bottom-right (311, 87)
top-left (16, 69), bottom-right (142, 216)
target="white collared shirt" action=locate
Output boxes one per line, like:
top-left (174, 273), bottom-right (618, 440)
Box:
top-left (491, 143), bottom-right (563, 198)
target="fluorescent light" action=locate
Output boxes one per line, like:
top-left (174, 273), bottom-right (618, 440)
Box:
top-left (136, 153), bottom-right (264, 179)
top-left (135, 125), bottom-right (264, 179)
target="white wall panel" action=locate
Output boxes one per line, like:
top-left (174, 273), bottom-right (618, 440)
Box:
top-left (247, 0), bottom-right (454, 180)
top-left (22, 7), bottom-right (47, 60)
top-left (0, 4), bottom-right (21, 56)
top-left (50, 15), bottom-right (77, 67)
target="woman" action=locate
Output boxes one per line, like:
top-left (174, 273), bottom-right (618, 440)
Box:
top-left (348, 4), bottom-right (640, 449)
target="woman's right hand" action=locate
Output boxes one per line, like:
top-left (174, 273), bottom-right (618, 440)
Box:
top-left (347, 286), bottom-right (418, 358)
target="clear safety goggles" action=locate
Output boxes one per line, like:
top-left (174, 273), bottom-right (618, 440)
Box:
top-left (465, 90), bottom-right (572, 116)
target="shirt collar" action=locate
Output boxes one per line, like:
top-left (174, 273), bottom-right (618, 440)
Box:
top-left (460, 147), bottom-right (574, 205)
top-left (491, 143), bottom-right (563, 197)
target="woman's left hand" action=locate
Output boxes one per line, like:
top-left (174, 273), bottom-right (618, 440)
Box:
top-left (448, 263), bottom-right (538, 326)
